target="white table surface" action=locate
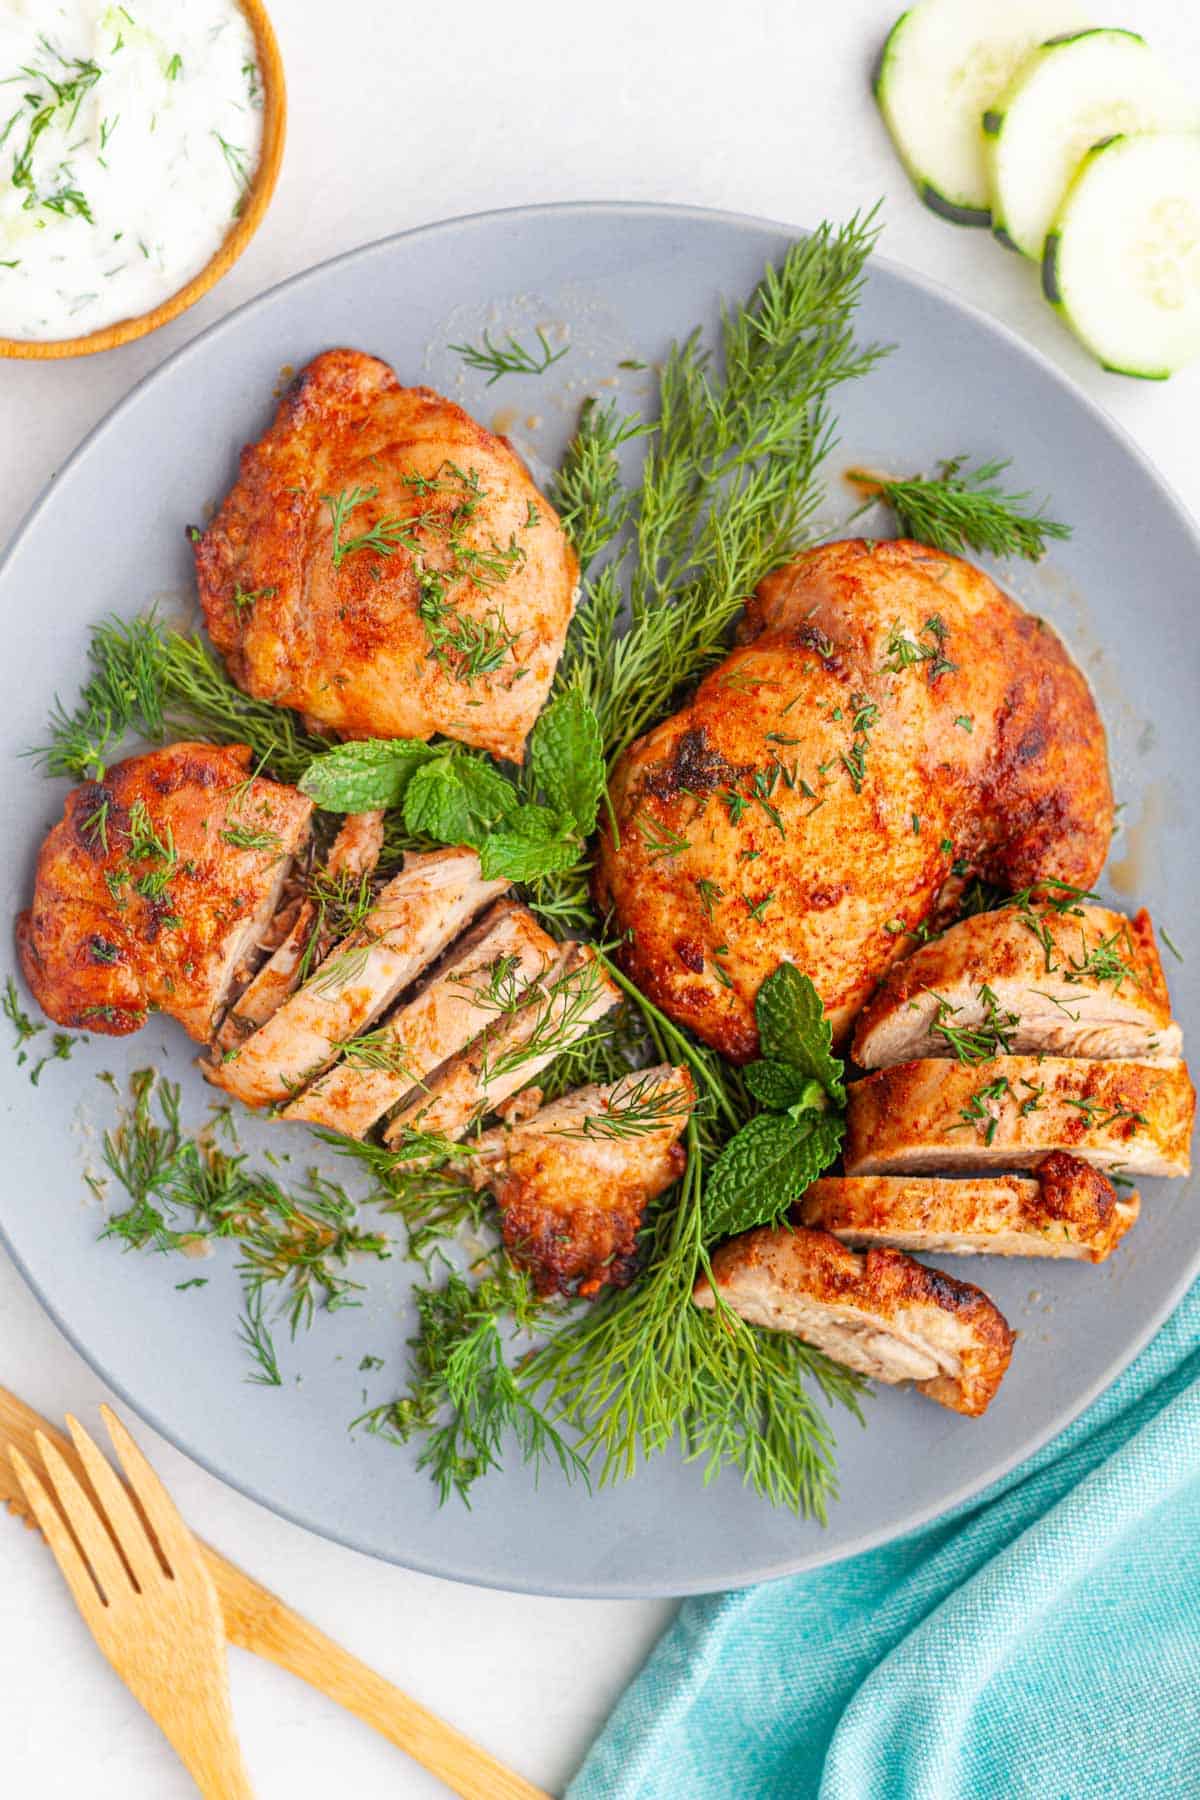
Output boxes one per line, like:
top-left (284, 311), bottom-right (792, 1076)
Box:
top-left (2, 1), bottom-right (1198, 1793)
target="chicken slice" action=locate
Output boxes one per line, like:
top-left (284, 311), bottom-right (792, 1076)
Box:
top-left (844, 1056), bottom-right (1195, 1179)
top-left (798, 1153), bottom-right (1139, 1263)
top-left (207, 848), bottom-right (507, 1108)
top-left (214, 810), bottom-right (385, 1053)
top-left (466, 1065), bottom-right (695, 1296)
top-left (693, 1224), bottom-right (1014, 1416)
top-left (17, 743), bottom-right (312, 1042)
top-left (852, 903), bottom-right (1181, 1067)
top-left (384, 943), bottom-right (621, 1152)
top-left (283, 899), bottom-right (559, 1138)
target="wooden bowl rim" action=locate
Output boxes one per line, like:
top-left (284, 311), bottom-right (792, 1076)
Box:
top-left (0, 0), bottom-right (285, 361)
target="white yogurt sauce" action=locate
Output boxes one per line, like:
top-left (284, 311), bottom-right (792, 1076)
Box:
top-left (0, 0), bottom-right (263, 340)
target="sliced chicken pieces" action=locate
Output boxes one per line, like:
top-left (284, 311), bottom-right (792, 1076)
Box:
top-left (214, 810), bottom-right (385, 1054)
top-left (693, 1224), bottom-right (1014, 1416)
top-left (207, 848), bottom-right (507, 1108)
top-left (384, 943), bottom-right (621, 1152)
top-left (466, 1065), bottom-right (695, 1296)
top-left (17, 743), bottom-right (312, 1042)
top-left (323, 810), bottom-right (387, 877)
top-left (844, 1056), bottom-right (1195, 1179)
top-left (283, 899), bottom-right (559, 1138)
top-left (798, 1153), bottom-right (1139, 1264)
top-left (852, 903), bottom-right (1181, 1067)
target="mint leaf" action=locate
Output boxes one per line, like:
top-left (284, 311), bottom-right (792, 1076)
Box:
top-left (530, 688), bottom-right (605, 837)
top-left (755, 965), bottom-right (845, 1104)
top-left (744, 1061), bottom-right (826, 1113)
top-left (453, 756), bottom-right (522, 831)
top-left (479, 806), bottom-right (580, 881)
top-left (403, 760), bottom-right (473, 843)
top-left (403, 756), bottom-right (520, 847)
top-left (299, 739), bottom-right (438, 811)
top-left (702, 1109), bottom-right (844, 1242)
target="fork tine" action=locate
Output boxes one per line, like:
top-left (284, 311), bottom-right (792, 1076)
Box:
top-left (65, 1414), bottom-right (165, 1591)
top-left (9, 1447), bottom-right (104, 1622)
top-left (99, 1406), bottom-right (196, 1577)
top-left (34, 1432), bottom-right (131, 1604)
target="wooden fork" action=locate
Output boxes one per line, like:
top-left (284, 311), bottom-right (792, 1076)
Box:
top-left (10, 1405), bottom-right (254, 1799)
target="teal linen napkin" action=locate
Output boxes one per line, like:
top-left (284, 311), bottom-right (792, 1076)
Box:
top-left (569, 1280), bottom-right (1200, 1799)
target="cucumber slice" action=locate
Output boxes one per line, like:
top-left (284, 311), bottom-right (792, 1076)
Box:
top-left (874, 0), bottom-right (1089, 225)
top-left (1044, 132), bottom-right (1200, 378)
top-left (987, 29), bottom-right (1199, 259)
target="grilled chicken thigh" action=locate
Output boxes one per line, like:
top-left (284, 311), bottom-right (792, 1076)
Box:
top-left (799, 1154), bottom-right (1139, 1263)
top-left (194, 350), bottom-right (578, 762)
top-left (208, 848), bottom-right (507, 1108)
top-left (215, 809), bottom-right (385, 1053)
top-left (468, 1065), bottom-right (695, 1296)
top-left (284, 899), bottom-right (559, 1137)
top-left (17, 744), bottom-right (312, 1041)
top-left (845, 1056), bottom-right (1195, 1179)
top-left (853, 903), bottom-right (1180, 1067)
top-left (694, 1224), bottom-right (1014, 1415)
top-left (596, 539), bottom-right (1113, 1059)
top-left (384, 943), bottom-right (620, 1151)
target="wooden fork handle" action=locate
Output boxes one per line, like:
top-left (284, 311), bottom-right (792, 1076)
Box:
top-left (163, 1702), bottom-right (256, 1800)
top-left (209, 1555), bottom-right (549, 1800)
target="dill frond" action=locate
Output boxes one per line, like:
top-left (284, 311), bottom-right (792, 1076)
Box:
top-left (850, 456), bottom-right (1071, 561)
top-left (351, 1263), bottom-right (587, 1504)
top-left (556, 211), bottom-right (887, 765)
top-left (37, 613), bottom-right (330, 784)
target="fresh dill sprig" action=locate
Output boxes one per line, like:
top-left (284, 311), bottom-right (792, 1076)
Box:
top-left (36, 612), bottom-right (330, 784)
top-left (557, 212), bottom-right (887, 766)
top-left (98, 1070), bottom-right (390, 1373)
top-left (551, 397), bottom-right (650, 572)
top-left (351, 1261), bottom-right (587, 1504)
top-left (449, 326), bottom-right (569, 387)
top-left (849, 457), bottom-right (1071, 562)
top-left (239, 1284), bottom-right (283, 1386)
top-left (523, 1119), bottom-right (862, 1514)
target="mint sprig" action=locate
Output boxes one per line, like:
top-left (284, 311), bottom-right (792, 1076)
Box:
top-left (297, 689), bottom-right (606, 883)
top-left (702, 966), bottom-right (845, 1242)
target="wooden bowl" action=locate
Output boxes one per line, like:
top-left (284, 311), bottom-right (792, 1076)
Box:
top-left (0, 0), bottom-right (286, 361)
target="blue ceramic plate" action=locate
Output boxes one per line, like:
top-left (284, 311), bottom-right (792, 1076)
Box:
top-left (1, 204), bottom-right (1195, 1597)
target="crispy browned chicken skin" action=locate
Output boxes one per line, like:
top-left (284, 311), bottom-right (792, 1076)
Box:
top-left (595, 539), bottom-right (1114, 1060)
top-left (194, 349), bottom-right (578, 762)
top-left (467, 1066), bottom-right (694, 1296)
top-left (17, 744), bottom-right (312, 1041)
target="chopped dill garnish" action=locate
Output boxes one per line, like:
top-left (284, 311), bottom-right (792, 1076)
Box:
top-left (931, 985), bottom-right (1019, 1064)
top-left (947, 1076), bottom-right (1011, 1145)
top-left (219, 822), bottom-right (282, 853)
top-left (352, 1261), bottom-right (586, 1505)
